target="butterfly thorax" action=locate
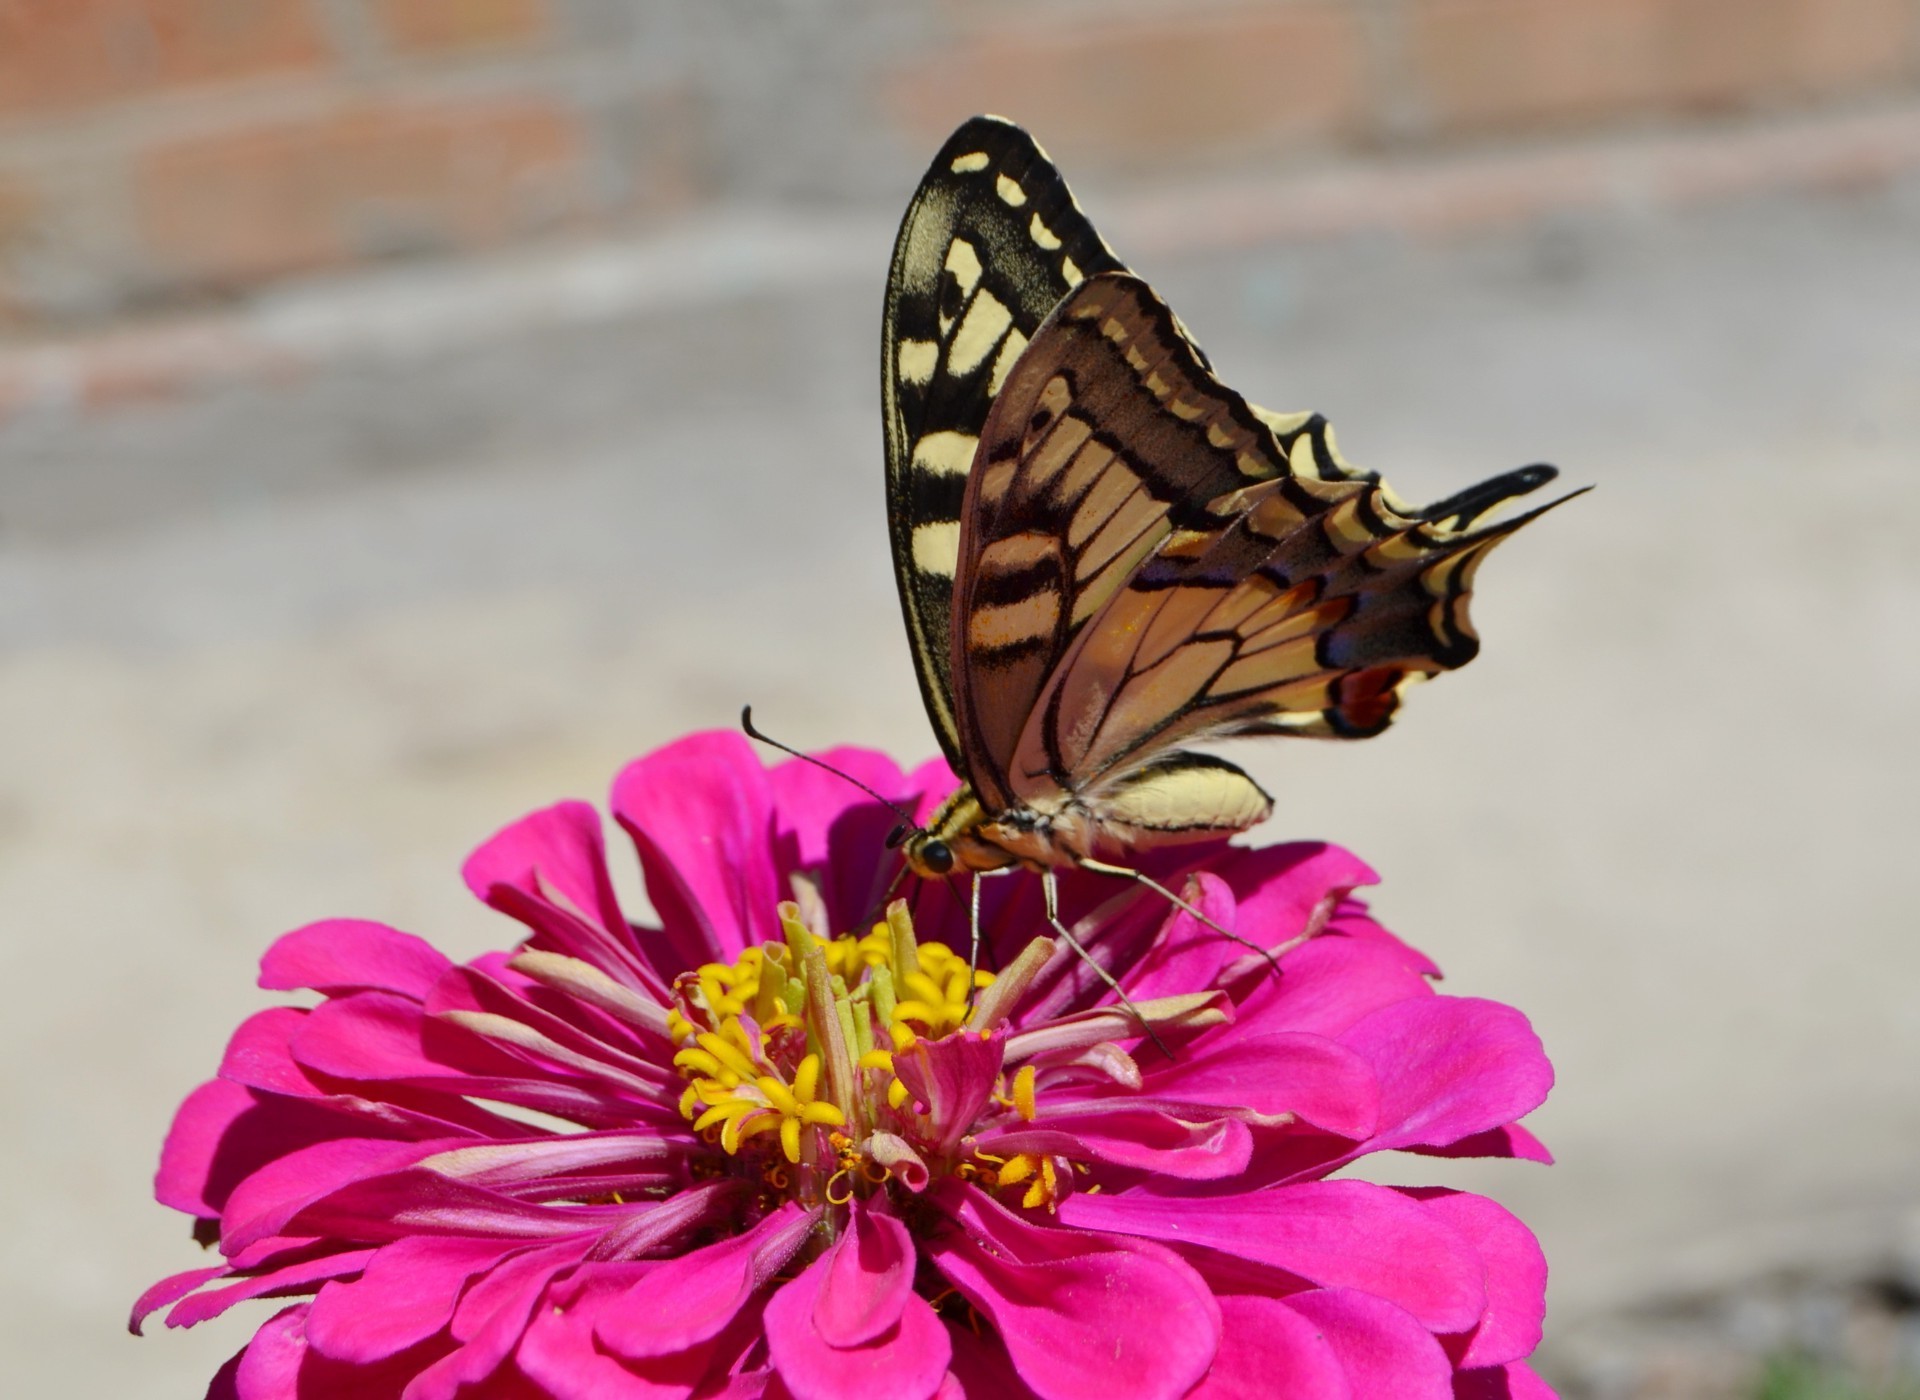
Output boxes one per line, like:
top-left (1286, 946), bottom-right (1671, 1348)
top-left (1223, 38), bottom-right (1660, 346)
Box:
top-left (902, 785), bottom-right (1097, 879)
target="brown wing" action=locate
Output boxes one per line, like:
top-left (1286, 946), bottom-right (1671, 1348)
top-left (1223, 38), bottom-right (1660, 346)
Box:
top-left (947, 271), bottom-right (1571, 812)
top-left (947, 273), bottom-right (1274, 810)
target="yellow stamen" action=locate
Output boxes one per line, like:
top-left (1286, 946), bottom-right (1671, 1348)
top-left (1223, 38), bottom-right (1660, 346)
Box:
top-left (1012, 1065), bottom-right (1037, 1122)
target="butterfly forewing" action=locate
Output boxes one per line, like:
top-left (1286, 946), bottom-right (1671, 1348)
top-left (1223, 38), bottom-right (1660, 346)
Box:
top-left (882, 115), bottom-right (1126, 771)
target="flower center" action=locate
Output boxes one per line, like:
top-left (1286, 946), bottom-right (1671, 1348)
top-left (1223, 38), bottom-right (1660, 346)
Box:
top-left (667, 900), bottom-right (1066, 1212)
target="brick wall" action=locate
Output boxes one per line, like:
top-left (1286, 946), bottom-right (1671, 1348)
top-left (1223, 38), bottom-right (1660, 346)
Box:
top-left (2, 0), bottom-right (1917, 325)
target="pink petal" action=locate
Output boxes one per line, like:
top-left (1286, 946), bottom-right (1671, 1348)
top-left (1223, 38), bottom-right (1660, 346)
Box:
top-left (811, 1201), bottom-right (915, 1347)
top-left (1138, 1030), bottom-right (1379, 1138)
top-left (154, 1078), bottom-right (321, 1219)
top-left (520, 1261), bottom-right (765, 1396)
top-left (463, 800), bottom-right (626, 938)
top-left (764, 1230), bottom-right (950, 1400)
top-left (166, 1248), bottom-right (377, 1330)
top-left (595, 1203), bottom-right (812, 1360)
top-left (1223, 935), bottom-right (1434, 1044)
top-left (281, 1166), bottom-right (600, 1245)
top-left (234, 1304), bottom-right (309, 1400)
top-left (1283, 1288), bottom-right (1453, 1399)
top-left (219, 1137), bottom-right (442, 1253)
top-left (768, 747), bottom-right (918, 933)
top-left (1225, 843), bottom-right (1379, 942)
top-left (218, 1009), bottom-right (326, 1097)
top-left (130, 1265), bottom-right (226, 1335)
top-left (1399, 1189), bottom-right (1547, 1369)
top-left (1412, 1122), bottom-right (1554, 1166)
top-left (892, 1029), bottom-right (1004, 1156)
top-left (1189, 1294), bottom-right (1349, 1399)
top-left (404, 1240), bottom-right (588, 1400)
top-left (1344, 998), bottom-right (1554, 1153)
top-left (1324, 901), bottom-right (1443, 977)
top-left (944, 1320), bottom-right (1042, 1399)
top-left (1454, 1361), bottom-right (1558, 1399)
top-left (1061, 1180), bottom-right (1486, 1334)
top-left (1118, 874), bottom-right (1244, 1001)
top-left (611, 730), bottom-right (783, 971)
top-left (977, 1110), bottom-right (1251, 1180)
top-left (928, 1183), bottom-right (1219, 1400)
top-left (303, 1235), bottom-right (513, 1363)
top-left (259, 920), bottom-right (452, 1001)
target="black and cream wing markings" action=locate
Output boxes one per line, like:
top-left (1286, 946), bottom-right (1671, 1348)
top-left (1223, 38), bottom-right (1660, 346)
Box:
top-left (882, 115), bottom-right (1127, 769)
top-left (949, 271), bottom-right (1574, 843)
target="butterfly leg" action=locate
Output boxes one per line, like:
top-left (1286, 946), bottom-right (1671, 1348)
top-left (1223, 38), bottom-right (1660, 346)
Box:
top-left (1041, 870), bottom-right (1173, 1061)
top-left (964, 867), bottom-right (1016, 1010)
top-left (1076, 857), bottom-right (1281, 981)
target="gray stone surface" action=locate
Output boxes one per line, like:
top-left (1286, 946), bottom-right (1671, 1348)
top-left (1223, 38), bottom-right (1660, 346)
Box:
top-left (4, 179), bottom-right (1918, 1395)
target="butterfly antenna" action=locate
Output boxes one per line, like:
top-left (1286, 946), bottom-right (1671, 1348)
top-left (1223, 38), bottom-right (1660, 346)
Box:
top-left (740, 707), bottom-right (920, 829)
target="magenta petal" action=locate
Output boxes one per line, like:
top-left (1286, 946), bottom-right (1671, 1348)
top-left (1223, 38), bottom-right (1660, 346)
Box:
top-left (130, 1265), bottom-right (226, 1335)
top-left (1455, 1361), bottom-right (1558, 1399)
top-left (1413, 1122), bottom-right (1554, 1166)
top-left (1401, 1189), bottom-right (1547, 1369)
top-left (612, 730), bottom-right (783, 970)
top-left (1345, 997), bottom-right (1554, 1153)
top-left (1139, 1030), bottom-right (1379, 1137)
top-left (1284, 1288), bottom-right (1453, 1399)
top-left (303, 1235), bottom-right (511, 1363)
top-left (234, 1304), bottom-right (309, 1400)
top-left (767, 747), bottom-right (917, 932)
top-left (978, 1110), bottom-right (1251, 1180)
top-left (167, 1248), bottom-right (377, 1330)
top-left (462, 800), bottom-right (626, 937)
top-left (1118, 874), bottom-right (1243, 1001)
top-left (812, 1201), bottom-right (915, 1347)
top-left (595, 1203), bottom-right (812, 1360)
top-left (259, 920), bottom-right (452, 1001)
top-left (155, 1078), bottom-right (262, 1217)
top-left (402, 1241), bottom-right (585, 1400)
top-left (219, 1138), bottom-right (442, 1253)
top-left (765, 1236), bottom-right (950, 1400)
top-left (929, 1183), bottom-right (1219, 1400)
top-left (523, 1260), bottom-right (771, 1395)
top-left (1225, 935), bottom-right (1434, 1044)
top-left (892, 1029), bottom-right (1004, 1155)
top-left (1189, 1294), bottom-right (1348, 1399)
top-left (1061, 1180), bottom-right (1486, 1334)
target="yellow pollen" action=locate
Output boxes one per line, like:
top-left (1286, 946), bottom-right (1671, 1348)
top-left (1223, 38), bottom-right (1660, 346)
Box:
top-left (670, 906), bottom-right (1011, 1183)
top-left (1012, 1065), bottom-right (1037, 1122)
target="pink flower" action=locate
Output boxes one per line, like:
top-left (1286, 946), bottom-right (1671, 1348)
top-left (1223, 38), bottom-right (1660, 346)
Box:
top-left (138, 731), bottom-right (1557, 1399)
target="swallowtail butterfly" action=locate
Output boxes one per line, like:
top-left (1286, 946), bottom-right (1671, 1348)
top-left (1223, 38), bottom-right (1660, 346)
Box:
top-left (881, 116), bottom-right (1571, 936)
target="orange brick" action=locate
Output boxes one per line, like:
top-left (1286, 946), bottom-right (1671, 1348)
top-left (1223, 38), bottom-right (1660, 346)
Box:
top-left (1408, 0), bottom-right (1920, 134)
top-left (884, 5), bottom-right (1369, 171)
top-left (371, 0), bottom-right (548, 53)
top-left (133, 99), bottom-right (588, 286)
top-left (0, 1), bottom-right (329, 116)
top-left (0, 169), bottom-right (36, 324)
top-left (1407, 0), bottom-right (1668, 131)
top-left (1663, 0), bottom-right (1918, 111)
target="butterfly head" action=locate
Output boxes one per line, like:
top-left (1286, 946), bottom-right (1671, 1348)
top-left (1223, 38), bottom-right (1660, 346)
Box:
top-left (895, 826), bottom-right (955, 878)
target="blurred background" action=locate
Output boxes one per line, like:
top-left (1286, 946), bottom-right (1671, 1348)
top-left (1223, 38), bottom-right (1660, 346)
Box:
top-left (3, 2), bottom-right (1918, 1396)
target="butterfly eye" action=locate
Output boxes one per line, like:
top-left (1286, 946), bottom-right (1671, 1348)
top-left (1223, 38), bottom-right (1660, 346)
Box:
top-left (919, 839), bottom-right (954, 875)
top-left (885, 824), bottom-right (908, 849)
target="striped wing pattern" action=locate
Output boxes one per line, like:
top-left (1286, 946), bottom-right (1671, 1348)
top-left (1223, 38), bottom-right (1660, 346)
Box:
top-left (950, 272), bottom-right (1567, 811)
top-left (882, 115), bottom-right (1125, 769)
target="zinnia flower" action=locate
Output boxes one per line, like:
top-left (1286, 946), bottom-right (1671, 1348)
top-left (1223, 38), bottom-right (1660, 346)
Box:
top-left (137, 730), bottom-right (1556, 1398)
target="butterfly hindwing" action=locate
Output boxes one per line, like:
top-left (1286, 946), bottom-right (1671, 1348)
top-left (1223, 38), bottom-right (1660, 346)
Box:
top-left (882, 115), bottom-right (1126, 772)
top-left (947, 270), bottom-right (1566, 814)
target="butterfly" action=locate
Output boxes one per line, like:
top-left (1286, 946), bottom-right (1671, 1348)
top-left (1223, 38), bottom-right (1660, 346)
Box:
top-left (877, 115), bottom-right (1572, 955)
